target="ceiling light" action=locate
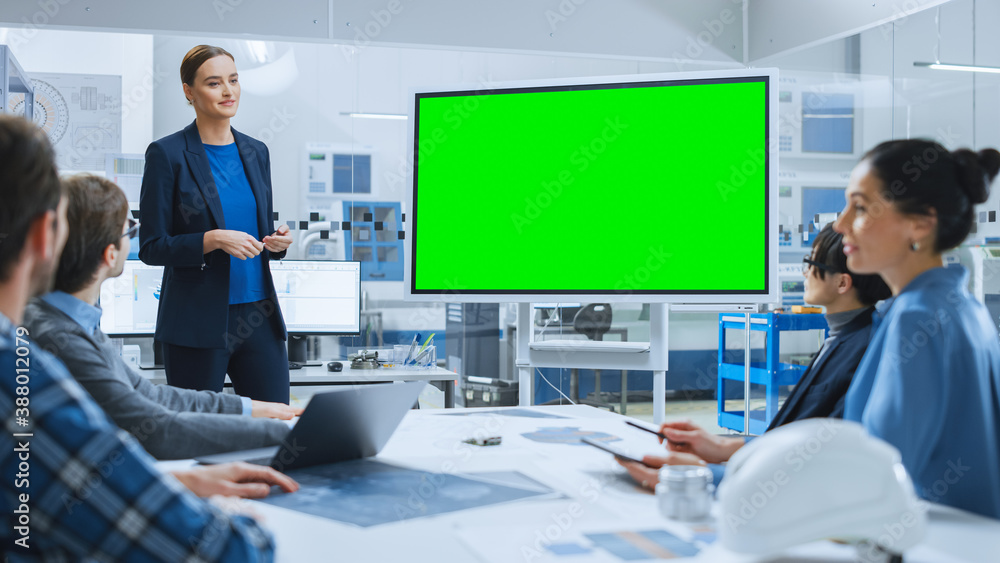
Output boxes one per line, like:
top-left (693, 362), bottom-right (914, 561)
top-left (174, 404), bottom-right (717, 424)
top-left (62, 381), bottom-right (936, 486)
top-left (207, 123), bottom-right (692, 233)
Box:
top-left (339, 112), bottom-right (408, 120)
top-left (913, 61), bottom-right (1000, 74)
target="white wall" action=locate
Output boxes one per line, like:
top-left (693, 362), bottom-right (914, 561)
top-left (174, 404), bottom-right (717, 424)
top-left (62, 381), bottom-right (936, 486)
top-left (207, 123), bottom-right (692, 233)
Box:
top-left (0, 0), bottom-right (746, 63)
top-left (747, 0), bottom-right (951, 62)
top-left (0, 28), bottom-right (153, 154)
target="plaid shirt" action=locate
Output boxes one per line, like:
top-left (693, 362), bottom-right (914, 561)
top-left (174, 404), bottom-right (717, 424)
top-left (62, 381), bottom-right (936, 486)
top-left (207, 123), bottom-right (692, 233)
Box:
top-left (0, 312), bottom-right (274, 561)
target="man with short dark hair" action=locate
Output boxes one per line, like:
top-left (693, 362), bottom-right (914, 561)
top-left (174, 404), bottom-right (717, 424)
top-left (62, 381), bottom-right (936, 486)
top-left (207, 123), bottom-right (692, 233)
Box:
top-left (0, 114), bottom-right (295, 560)
top-left (24, 173), bottom-right (297, 459)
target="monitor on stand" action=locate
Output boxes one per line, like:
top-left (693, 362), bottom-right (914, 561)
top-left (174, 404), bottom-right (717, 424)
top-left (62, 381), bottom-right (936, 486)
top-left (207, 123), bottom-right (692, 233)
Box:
top-left (270, 260), bottom-right (362, 364)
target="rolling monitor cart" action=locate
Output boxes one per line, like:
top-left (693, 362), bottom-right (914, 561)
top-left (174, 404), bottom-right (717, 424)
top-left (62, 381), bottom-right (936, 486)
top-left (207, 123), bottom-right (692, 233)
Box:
top-left (270, 260), bottom-right (362, 363)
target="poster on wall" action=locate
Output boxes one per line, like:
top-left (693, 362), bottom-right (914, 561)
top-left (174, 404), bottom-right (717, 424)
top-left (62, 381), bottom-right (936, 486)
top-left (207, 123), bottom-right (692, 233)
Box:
top-left (7, 73), bottom-right (122, 171)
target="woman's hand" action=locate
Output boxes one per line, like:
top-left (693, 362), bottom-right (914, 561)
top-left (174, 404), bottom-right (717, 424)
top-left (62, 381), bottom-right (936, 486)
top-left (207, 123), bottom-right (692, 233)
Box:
top-left (262, 224), bottom-right (292, 253)
top-left (205, 229), bottom-right (263, 260)
top-left (170, 462), bottom-right (299, 499)
top-left (659, 420), bottom-right (745, 464)
top-left (616, 452), bottom-right (707, 490)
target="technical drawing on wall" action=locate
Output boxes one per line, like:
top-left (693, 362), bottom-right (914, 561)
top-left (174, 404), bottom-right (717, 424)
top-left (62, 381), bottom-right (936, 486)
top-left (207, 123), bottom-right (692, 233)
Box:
top-left (8, 73), bottom-right (122, 171)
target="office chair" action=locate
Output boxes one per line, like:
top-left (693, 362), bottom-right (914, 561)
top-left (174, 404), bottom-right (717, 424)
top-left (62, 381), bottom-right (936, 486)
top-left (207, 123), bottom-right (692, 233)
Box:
top-left (573, 303), bottom-right (612, 341)
top-left (566, 304), bottom-right (620, 411)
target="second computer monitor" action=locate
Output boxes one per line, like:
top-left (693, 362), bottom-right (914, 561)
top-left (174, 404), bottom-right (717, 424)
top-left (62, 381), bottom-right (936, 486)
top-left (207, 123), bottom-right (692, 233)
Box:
top-left (271, 260), bottom-right (362, 335)
top-left (100, 260), bottom-right (362, 336)
top-left (99, 260), bottom-right (163, 337)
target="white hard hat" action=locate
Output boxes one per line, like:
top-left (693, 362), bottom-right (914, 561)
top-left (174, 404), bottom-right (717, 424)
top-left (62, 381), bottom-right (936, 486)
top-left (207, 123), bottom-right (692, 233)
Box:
top-left (717, 418), bottom-right (926, 559)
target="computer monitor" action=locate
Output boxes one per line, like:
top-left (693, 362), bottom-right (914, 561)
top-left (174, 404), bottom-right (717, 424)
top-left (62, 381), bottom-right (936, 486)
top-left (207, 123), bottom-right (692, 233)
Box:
top-left (99, 260), bottom-right (362, 337)
top-left (99, 260), bottom-right (164, 337)
top-left (270, 260), bottom-right (362, 335)
top-left (406, 68), bottom-right (778, 304)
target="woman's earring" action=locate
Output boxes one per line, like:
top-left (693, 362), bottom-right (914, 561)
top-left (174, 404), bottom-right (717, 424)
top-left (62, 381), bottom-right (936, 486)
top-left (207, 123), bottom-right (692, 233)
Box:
top-left (911, 241), bottom-right (920, 252)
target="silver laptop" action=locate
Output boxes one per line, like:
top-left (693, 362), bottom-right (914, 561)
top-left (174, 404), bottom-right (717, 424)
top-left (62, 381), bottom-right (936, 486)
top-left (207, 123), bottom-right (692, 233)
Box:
top-left (195, 381), bottom-right (426, 471)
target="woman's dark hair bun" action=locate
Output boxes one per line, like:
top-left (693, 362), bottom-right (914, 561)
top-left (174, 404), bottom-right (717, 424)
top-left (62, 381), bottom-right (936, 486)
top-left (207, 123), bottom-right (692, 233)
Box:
top-left (978, 147), bottom-right (1000, 184)
top-left (953, 148), bottom-right (1000, 205)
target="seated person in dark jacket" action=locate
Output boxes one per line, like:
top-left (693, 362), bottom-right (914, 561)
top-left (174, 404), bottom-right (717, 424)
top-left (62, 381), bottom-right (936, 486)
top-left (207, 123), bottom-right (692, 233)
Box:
top-left (620, 224), bottom-right (891, 488)
top-left (24, 173), bottom-right (301, 460)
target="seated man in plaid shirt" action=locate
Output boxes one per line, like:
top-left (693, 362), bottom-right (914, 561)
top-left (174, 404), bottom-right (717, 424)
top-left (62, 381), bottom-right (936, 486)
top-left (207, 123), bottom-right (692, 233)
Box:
top-left (0, 114), bottom-right (297, 561)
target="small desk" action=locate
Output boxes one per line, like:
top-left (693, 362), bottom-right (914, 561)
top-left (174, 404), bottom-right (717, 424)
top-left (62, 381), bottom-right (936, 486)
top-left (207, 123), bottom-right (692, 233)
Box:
top-left (144, 365), bottom-right (459, 408)
top-left (229, 405), bottom-right (999, 562)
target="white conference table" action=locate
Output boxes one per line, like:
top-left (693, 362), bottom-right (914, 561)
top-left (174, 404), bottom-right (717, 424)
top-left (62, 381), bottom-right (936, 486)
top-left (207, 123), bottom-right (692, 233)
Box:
top-left (145, 365), bottom-right (459, 408)
top-left (218, 405), bottom-right (1000, 563)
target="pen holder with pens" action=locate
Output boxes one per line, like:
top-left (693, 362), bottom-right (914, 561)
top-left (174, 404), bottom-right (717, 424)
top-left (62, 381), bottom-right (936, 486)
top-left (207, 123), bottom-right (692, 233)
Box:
top-left (393, 344), bottom-right (436, 368)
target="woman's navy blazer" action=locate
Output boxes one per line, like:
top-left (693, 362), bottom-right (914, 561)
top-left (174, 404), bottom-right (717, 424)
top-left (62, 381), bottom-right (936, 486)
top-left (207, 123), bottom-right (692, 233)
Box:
top-left (138, 120), bottom-right (286, 349)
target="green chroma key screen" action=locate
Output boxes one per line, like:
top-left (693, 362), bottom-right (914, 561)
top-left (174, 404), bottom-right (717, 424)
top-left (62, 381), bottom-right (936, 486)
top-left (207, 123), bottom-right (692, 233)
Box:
top-left (411, 77), bottom-right (768, 296)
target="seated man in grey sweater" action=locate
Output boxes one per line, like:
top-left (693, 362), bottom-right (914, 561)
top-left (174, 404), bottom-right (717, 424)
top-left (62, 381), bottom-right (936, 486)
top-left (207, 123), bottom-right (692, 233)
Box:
top-left (24, 173), bottom-right (299, 459)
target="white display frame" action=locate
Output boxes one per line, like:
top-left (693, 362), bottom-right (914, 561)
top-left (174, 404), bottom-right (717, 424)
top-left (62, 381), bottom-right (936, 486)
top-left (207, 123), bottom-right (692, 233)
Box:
top-left (403, 67), bottom-right (780, 305)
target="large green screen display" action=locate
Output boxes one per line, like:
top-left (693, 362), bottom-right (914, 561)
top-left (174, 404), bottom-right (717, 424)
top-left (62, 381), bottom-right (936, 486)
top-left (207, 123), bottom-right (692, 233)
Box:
top-left (411, 76), bottom-right (769, 297)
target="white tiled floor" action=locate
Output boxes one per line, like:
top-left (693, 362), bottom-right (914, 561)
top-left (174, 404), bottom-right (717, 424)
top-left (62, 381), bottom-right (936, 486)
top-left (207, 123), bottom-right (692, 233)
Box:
top-left (619, 399), bottom-right (729, 435)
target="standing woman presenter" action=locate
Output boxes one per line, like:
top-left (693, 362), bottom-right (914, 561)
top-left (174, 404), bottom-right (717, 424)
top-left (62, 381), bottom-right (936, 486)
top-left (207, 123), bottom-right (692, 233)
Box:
top-left (139, 45), bottom-right (293, 403)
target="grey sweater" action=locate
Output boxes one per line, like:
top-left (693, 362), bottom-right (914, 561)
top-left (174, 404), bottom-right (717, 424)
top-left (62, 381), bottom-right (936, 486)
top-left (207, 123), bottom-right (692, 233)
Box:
top-left (24, 298), bottom-right (288, 460)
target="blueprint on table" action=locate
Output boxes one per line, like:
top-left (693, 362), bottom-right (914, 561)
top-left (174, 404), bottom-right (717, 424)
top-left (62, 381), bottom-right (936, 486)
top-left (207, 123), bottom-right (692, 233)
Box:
top-left (259, 459), bottom-right (559, 527)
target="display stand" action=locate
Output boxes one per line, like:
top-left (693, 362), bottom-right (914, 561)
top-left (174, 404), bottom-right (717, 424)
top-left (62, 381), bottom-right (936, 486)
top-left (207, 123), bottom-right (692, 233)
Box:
top-left (515, 303), bottom-right (668, 423)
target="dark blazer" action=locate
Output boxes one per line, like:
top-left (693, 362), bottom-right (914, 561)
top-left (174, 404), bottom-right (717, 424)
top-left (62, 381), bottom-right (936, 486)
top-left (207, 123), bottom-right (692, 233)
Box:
top-left (767, 307), bottom-right (875, 430)
top-left (139, 120), bottom-right (286, 349)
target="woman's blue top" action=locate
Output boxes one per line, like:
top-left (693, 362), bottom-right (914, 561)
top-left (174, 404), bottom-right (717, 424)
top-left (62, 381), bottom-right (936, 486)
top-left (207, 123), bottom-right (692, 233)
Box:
top-left (844, 266), bottom-right (1000, 519)
top-left (204, 142), bottom-right (267, 305)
